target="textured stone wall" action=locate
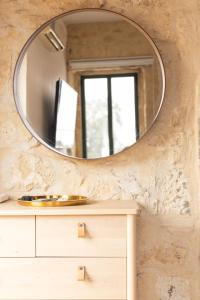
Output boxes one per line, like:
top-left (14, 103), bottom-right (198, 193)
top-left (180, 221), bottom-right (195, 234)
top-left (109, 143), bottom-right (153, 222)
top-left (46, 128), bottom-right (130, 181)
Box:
top-left (0, 0), bottom-right (200, 299)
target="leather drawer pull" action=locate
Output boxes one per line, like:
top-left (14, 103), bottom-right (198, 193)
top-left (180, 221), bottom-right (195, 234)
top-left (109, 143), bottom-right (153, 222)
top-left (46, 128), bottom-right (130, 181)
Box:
top-left (77, 223), bottom-right (86, 238)
top-left (77, 266), bottom-right (85, 281)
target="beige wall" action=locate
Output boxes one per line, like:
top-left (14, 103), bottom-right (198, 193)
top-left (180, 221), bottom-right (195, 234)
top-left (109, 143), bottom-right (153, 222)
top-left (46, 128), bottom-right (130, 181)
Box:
top-left (67, 21), bottom-right (153, 59)
top-left (0, 1), bottom-right (199, 299)
top-left (26, 21), bottom-right (67, 145)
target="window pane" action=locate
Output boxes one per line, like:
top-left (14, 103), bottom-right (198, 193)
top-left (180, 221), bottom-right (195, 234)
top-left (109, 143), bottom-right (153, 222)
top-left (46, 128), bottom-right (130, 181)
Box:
top-left (55, 80), bottom-right (78, 155)
top-left (84, 78), bottom-right (109, 158)
top-left (111, 76), bottom-right (137, 153)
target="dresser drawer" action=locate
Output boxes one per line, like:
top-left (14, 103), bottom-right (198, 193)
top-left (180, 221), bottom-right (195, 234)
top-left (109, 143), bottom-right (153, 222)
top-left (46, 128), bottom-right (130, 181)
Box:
top-left (0, 257), bottom-right (126, 299)
top-left (0, 216), bottom-right (35, 257)
top-left (36, 215), bottom-right (126, 257)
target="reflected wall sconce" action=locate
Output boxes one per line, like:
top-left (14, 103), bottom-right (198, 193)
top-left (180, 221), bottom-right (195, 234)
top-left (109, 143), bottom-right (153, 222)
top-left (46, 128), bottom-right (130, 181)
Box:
top-left (44, 28), bottom-right (65, 51)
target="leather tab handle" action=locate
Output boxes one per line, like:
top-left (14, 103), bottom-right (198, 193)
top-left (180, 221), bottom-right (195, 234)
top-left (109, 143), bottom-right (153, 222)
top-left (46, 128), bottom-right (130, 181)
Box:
top-left (78, 223), bottom-right (86, 238)
top-left (77, 266), bottom-right (85, 281)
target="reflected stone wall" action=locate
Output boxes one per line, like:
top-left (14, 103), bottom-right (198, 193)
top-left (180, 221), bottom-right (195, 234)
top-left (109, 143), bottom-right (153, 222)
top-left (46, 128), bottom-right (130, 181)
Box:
top-left (0, 1), bottom-right (200, 299)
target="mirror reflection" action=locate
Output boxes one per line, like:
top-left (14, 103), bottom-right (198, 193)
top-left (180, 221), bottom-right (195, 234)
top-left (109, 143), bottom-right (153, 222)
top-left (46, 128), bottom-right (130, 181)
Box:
top-left (15, 9), bottom-right (165, 159)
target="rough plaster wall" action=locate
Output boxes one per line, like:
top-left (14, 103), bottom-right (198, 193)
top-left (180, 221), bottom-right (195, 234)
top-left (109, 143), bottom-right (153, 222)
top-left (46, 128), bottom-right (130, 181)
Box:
top-left (0, 0), bottom-right (200, 299)
top-left (67, 21), bottom-right (154, 59)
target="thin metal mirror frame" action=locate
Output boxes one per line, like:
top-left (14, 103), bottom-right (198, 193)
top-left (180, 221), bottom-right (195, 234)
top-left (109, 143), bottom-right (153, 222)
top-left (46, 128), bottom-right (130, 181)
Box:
top-left (13, 7), bottom-right (166, 160)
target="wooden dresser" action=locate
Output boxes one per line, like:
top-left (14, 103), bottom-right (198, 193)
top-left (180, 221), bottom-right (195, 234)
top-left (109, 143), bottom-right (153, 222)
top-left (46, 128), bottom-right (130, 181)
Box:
top-left (0, 200), bottom-right (140, 300)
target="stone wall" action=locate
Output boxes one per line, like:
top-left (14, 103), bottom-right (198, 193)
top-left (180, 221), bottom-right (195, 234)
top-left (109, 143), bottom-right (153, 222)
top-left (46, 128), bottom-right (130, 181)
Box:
top-left (0, 0), bottom-right (199, 299)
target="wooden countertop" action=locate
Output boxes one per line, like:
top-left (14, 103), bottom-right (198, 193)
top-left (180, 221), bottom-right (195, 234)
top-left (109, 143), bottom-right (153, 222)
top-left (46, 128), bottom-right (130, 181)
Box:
top-left (0, 200), bottom-right (140, 216)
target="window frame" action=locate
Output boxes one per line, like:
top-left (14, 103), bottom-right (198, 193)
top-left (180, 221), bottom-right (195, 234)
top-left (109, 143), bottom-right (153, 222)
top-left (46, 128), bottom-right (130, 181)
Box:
top-left (81, 73), bottom-right (139, 159)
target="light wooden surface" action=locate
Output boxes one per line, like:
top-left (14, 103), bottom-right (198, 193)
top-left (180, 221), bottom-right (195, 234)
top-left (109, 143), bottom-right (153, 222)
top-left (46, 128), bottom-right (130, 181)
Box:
top-left (0, 200), bottom-right (140, 215)
top-left (36, 215), bottom-right (126, 257)
top-left (127, 215), bottom-right (137, 300)
top-left (0, 258), bottom-right (126, 299)
top-left (0, 216), bottom-right (35, 257)
top-left (0, 200), bottom-right (140, 299)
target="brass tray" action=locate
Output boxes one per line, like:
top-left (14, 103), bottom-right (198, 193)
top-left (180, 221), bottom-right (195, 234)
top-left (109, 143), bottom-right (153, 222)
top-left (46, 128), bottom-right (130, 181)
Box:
top-left (17, 195), bottom-right (88, 207)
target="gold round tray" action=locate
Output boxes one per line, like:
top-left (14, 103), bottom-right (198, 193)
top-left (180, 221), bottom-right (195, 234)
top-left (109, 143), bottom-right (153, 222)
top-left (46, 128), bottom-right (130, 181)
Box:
top-left (17, 195), bottom-right (88, 207)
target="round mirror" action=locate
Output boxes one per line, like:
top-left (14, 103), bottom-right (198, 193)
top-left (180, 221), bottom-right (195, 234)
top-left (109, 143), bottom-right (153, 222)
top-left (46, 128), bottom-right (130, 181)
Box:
top-left (14, 8), bottom-right (165, 159)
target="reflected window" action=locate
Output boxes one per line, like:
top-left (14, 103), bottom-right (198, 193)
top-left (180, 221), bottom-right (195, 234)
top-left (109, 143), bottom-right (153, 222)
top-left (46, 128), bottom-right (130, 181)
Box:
top-left (54, 79), bottom-right (78, 155)
top-left (81, 74), bottom-right (138, 159)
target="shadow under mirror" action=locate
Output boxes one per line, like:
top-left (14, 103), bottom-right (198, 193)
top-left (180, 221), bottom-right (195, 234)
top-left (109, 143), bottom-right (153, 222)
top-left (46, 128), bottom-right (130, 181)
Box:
top-left (15, 9), bottom-right (165, 159)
